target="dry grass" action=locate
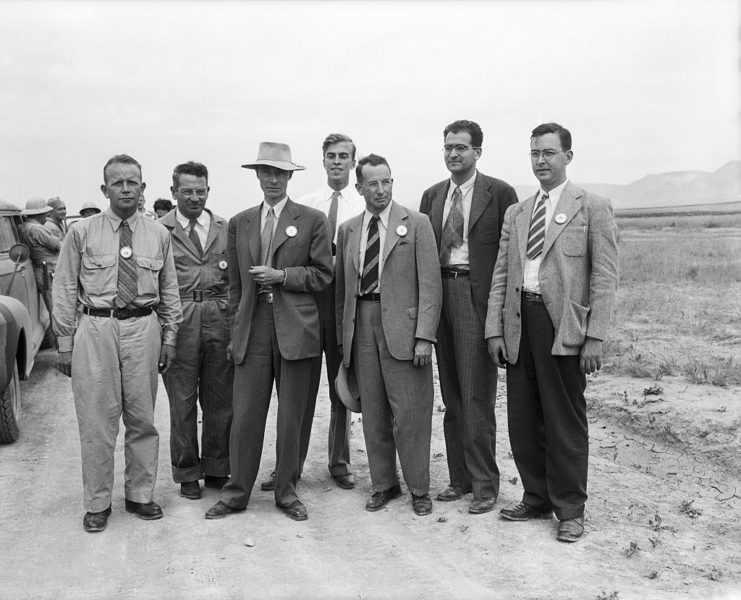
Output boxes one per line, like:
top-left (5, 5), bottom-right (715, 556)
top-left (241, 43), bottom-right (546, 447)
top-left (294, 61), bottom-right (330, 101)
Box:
top-left (616, 212), bottom-right (741, 231)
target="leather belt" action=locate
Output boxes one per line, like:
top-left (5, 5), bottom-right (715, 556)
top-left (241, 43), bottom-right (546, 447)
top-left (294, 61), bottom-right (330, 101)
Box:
top-left (522, 291), bottom-right (544, 303)
top-left (441, 268), bottom-right (470, 279)
top-left (257, 292), bottom-right (274, 304)
top-left (83, 306), bottom-right (153, 319)
top-left (357, 293), bottom-right (381, 303)
top-left (181, 290), bottom-right (227, 303)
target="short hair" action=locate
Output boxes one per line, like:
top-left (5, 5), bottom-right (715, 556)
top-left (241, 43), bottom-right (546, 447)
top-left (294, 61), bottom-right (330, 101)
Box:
top-left (172, 161), bottom-right (209, 188)
top-left (443, 120), bottom-right (483, 148)
top-left (103, 154), bottom-right (142, 183)
top-left (153, 198), bottom-right (173, 212)
top-left (531, 122), bottom-right (572, 151)
top-left (322, 133), bottom-right (357, 160)
top-left (355, 154), bottom-right (390, 183)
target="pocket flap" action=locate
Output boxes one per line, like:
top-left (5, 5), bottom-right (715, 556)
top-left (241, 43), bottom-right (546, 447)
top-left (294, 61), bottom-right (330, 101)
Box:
top-left (82, 254), bottom-right (115, 269)
top-left (135, 256), bottom-right (164, 271)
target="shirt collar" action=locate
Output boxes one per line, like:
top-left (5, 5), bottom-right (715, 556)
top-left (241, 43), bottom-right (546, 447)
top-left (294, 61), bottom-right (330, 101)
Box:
top-left (449, 171), bottom-right (477, 196)
top-left (539, 179), bottom-right (569, 204)
top-left (106, 207), bottom-right (141, 232)
top-left (176, 208), bottom-right (210, 229)
top-left (262, 197), bottom-right (288, 220)
top-left (324, 182), bottom-right (355, 201)
top-left (364, 201), bottom-right (393, 230)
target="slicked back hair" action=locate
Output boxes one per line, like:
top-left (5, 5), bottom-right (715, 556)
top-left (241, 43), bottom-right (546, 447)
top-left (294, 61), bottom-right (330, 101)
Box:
top-left (172, 161), bottom-right (209, 189)
top-left (322, 133), bottom-right (357, 160)
top-left (103, 154), bottom-right (142, 183)
top-left (443, 119), bottom-right (483, 148)
top-left (355, 154), bottom-right (390, 183)
top-left (531, 122), bottom-right (572, 152)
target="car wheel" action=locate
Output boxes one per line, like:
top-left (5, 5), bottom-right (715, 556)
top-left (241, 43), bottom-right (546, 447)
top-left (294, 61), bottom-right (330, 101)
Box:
top-left (0, 363), bottom-right (21, 443)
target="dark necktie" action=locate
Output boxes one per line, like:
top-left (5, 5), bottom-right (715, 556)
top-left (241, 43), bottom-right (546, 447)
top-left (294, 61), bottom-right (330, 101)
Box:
top-left (360, 215), bottom-right (380, 295)
top-left (261, 207), bottom-right (275, 266)
top-left (439, 186), bottom-right (464, 265)
top-left (526, 192), bottom-right (548, 260)
top-left (116, 220), bottom-right (137, 308)
top-left (188, 219), bottom-right (203, 257)
top-left (328, 190), bottom-right (340, 242)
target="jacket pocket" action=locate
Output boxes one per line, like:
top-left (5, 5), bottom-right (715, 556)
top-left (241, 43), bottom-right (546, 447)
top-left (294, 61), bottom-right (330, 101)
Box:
top-left (562, 227), bottom-right (587, 257)
top-left (560, 299), bottom-right (589, 348)
top-left (407, 307), bottom-right (418, 320)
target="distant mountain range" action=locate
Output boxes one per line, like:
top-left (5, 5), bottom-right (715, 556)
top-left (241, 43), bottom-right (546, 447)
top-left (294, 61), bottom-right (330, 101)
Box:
top-left (514, 160), bottom-right (741, 210)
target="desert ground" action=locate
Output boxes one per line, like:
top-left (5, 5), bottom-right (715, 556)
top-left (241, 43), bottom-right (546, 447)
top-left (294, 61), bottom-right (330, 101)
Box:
top-left (1, 216), bottom-right (739, 600)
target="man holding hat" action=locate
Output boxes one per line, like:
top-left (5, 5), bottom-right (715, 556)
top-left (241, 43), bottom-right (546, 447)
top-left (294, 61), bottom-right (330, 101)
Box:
top-left (19, 197), bottom-right (61, 318)
top-left (79, 202), bottom-right (102, 218)
top-left (205, 142), bottom-right (333, 522)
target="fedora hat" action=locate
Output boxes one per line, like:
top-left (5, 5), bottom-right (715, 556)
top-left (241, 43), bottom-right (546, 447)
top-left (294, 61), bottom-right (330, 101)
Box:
top-left (241, 142), bottom-right (305, 172)
top-left (335, 364), bottom-right (361, 413)
top-left (22, 197), bottom-right (53, 216)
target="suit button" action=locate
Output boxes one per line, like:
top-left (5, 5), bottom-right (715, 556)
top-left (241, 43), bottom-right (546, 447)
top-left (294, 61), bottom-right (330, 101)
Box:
top-left (516, 312), bottom-right (520, 318)
top-left (515, 287), bottom-right (520, 292)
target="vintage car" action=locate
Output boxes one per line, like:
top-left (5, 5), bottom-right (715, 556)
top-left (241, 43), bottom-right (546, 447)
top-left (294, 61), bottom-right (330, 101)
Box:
top-left (0, 199), bottom-right (51, 443)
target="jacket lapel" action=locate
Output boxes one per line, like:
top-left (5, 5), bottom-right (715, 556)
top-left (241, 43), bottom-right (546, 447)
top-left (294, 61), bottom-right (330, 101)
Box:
top-left (246, 208), bottom-right (261, 265)
top-left (347, 213), bottom-right (363, 273)
top-left (429, 181), bottom-right (449, 246)
top-left (202, 209), bottom-right (222, 255)
top-left (269, 199), bottom-right (297, 262)
top-left (515, 196), bottom-right (535, 266)
top-left (542, 183), bottom-right (583, 257)
top-left (382, 201), bottom-right (406, 262)
top-left (468, 172), bottom-right (492, 232)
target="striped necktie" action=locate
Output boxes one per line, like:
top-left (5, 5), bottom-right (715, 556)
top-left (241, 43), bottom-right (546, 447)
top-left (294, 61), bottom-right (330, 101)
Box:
top-left (188, 219), bottom-right (203, 257)
top-left (116, 220), bottom-right (137, 308)
top-left (328, 190), bottom-right (340, 242)
top-left (439, 186), bottom-right (464, 265)
top-left (526, 192), bottom-right (548, 260)
top-left (360, 215), bottom-right (380, 295)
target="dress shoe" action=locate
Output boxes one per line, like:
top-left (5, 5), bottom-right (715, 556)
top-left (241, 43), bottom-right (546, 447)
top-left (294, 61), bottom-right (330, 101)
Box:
top-left (435, 484), bottom-right (472, 502)
top-left (83, 506), bottom-right (111, 533)
top-left (124, 499), bottom-right (163, 520)
top-left (557, 517), bottom-right (585, 543)
top-left (204, 500), bottom-right (245, 520)
top-left (333, 473), bottom-right (356, 490)
top-left (180, 481), bottom-right (202, 500)
top-left (469, 497), bottom-right (496, 514)
top-left (277, 499), bottom-right (308, 521)
top-left (260, 471), bottom-right (276, 491)
top-left (412, 493), bottom-right (433, 516)
top-left (365, 484), bottom-right (402, 512)
top-left (204, 475), bottom-right (230, 490)
top-left (499, 501), bottom-right (554, 522)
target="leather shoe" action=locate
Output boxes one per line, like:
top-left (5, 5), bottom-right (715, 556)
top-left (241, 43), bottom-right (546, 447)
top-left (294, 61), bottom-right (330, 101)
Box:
top-left (83, 506), bottom-right (111, 533)
top-left (277, 499), bottom-right (308, 521)
top-left (435, 484), bottom-right (472, 502)
top-left (469, 497), bottom-right (496, 514)
top-left (180, 481), bottom-right (202, 500)
top-left (365, 484), bottom-right (402, 511)
top-left (557, 517), bottom-right (585, 542)
top-left (333, 473), bottom-right (356, 490)
top-left (412, 493), bottom-right (432, 516)
top-left (124, 499), bottom-right (163, 520)
top-left (204, 475), bottom-right (230, 490)
top-left (499, 501), bottom-right (554, 522)
top-left (204, 500), bottom-right (245, 520)
top-left (260, 471), bottom-right (276, 491)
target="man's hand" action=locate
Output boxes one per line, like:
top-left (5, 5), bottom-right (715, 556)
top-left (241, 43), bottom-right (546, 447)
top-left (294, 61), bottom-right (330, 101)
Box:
top-left (580, 336), bottom-right (603, 374)
top-left (56, 351), bottom-right (72, 377)
top-left (413, 339), bottom-right (433, 367)
top-left (226, 340), bottom-right (233, 362)
top-left (487, 337), bottom-right (508, 368)
top-left (249, 265), bottom-right (286, 286)
top-left (159, 344), bottom-right (176, 374)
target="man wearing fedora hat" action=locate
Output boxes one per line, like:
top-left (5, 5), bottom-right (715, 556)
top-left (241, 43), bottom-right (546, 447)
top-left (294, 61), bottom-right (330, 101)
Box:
top-left (19, 197), bottom-right (62, 319)
top-left (205, 142), bottom-right (333, 522)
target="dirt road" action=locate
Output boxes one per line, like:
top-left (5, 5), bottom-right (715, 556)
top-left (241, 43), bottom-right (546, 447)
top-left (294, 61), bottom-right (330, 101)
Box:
top-left (1, 350), bottom-right (739, 600)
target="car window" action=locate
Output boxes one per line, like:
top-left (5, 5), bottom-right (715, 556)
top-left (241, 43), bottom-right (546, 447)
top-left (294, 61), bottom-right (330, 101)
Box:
top-left (0, 216), bottom-right (19, 253)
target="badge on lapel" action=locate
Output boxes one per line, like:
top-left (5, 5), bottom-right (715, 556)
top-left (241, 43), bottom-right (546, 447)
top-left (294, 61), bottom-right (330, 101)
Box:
top-left (554, 213), bottom-right (568, 225)
top-left (286, 225), bottom-right (298, 238)
top-left (396, 225), bottom-right (408, 237)
top-left (218, 260), bottom-right (228, 271)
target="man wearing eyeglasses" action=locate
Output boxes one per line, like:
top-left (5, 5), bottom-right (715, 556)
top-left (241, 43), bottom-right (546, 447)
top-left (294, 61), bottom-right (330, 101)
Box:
top-left (419, 119), bottom-right (517, 515)
top-left (486, 123), bottom-right (619, 542)
top-left (159, 161), bottom-right (233, 500)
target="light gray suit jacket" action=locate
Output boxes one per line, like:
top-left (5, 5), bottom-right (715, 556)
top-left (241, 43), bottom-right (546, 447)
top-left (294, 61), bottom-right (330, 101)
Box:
top-left (336, 201), bottom-right (442, 365)
top-left (485, 182), bottom-right (619, 362)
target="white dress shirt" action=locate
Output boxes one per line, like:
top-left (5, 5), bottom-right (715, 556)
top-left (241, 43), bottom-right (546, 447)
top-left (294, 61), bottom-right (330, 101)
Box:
top-left (358, 202), bottom-right (392, 293)
top-left (261, 197), bottom-right (288, 235)
top-left (176, 208), bottom-right (211, 249)
top-left (441, 171), bottom-right (477, 267)
top-left (297, 183), bottom-right (366, 244)
top-left (522, 179), bottom-right (569, 293)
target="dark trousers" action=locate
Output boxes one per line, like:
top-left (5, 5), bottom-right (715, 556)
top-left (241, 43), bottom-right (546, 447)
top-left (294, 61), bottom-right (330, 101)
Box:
top-left (299, 282), bottom-right (351, 476)
top-left (221, 302), bottom-right (314, 509)
top-left (506, 297), bottom-right (588, 520)
top-left (436, 277), bottom-right (499, 498)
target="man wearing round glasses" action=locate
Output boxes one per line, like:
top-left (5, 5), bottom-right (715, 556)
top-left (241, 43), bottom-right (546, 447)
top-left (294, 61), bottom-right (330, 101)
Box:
top-left (420, 119), bottom-right (517, 515)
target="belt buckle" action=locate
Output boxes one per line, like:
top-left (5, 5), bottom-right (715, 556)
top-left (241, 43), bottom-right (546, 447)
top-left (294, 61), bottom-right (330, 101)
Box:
top-left (193, 289), bottom-right (203, 303)
top-left (265, 292), bottom-right (274, 304)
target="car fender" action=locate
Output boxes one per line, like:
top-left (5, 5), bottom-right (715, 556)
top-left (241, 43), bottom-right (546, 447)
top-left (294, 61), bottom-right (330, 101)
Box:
top-left (0, 295), bottom-right (32, 389)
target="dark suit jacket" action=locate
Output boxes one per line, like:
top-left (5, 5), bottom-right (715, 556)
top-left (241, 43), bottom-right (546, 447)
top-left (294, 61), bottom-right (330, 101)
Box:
top-left (419, 171), bottom-right (517, 325)
top-left (227, 199), bottom-right (333, 365)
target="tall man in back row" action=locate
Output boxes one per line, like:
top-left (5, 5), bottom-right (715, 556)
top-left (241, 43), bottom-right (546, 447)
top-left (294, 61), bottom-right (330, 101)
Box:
top-left (486, 123), bottom-right (619, 542)
top-left (420, 120), bottom-right (517, 514)
top-left (160, 161), bottom-right (233, 500)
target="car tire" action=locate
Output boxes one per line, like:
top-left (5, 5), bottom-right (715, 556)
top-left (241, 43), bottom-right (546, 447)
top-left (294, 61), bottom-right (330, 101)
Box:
top-left (0, 363), bottom-right (21, 443)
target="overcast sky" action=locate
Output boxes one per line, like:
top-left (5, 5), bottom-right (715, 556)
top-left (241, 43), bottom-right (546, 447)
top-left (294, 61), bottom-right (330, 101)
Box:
top-left (0, 0), bottom-right (738, 216)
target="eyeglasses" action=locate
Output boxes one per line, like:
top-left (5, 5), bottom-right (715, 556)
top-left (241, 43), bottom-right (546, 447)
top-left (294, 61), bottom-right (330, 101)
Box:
top-left (443, 144), bottom-right (478, 155)
top-left (529, 150), bottom-right (563, 161)
top-left (178, 188), bottom-right (208, 198)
